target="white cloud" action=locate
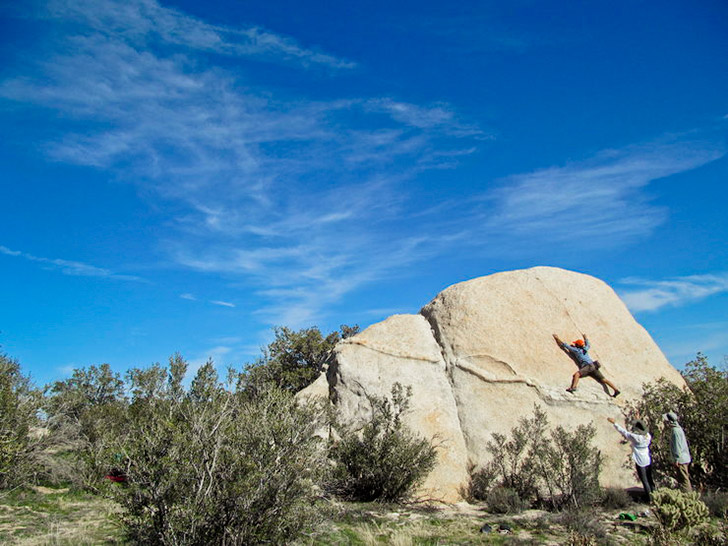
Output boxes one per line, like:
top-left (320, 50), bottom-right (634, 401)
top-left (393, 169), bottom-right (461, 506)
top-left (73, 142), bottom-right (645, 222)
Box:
top-left (0, 0), bottom-right (484, 326)
top-left (0, 244), bottom-right (144, 281)
top-left (619, 273), bottom-right (728, 312)
top-left (481, 141), bottom-right (723, 247)
top-left (46, 0), bottom-right (355, 69)
top-left (179, 293), bottom-right (196, 301)
top-left (210, 300), bottom-right (236, 308)
top-left (365, 98), bottom-right (485, 137)
top-left (3, 0), bottom-right (724, 332)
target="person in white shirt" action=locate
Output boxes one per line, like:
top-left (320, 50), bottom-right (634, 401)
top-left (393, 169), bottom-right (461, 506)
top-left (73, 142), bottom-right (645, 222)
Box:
top-left (608, 417), bottom-right (655, 501)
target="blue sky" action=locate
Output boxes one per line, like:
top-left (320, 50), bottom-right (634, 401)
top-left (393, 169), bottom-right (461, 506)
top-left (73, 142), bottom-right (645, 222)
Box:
top-left (1, 0), bottom-right (727, 384)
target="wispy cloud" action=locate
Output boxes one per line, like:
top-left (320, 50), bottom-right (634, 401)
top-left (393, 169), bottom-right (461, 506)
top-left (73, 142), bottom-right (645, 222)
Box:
top-left (619, 273), bottom-right (728, 312)
top-left (210, 300), bottom-right (236, 308)
top-left (45, 0), bottom-right (355, 69)
top-left (0, 0), bottom-right (483, 327)
top-left (2, 0), bottom-right (724, 331)
top-left (0, 245), bottom-right (144, 281)
top-left (480, 141), bottom-right (724, 247)
top-left (365, 98), bottom-right (485, 137)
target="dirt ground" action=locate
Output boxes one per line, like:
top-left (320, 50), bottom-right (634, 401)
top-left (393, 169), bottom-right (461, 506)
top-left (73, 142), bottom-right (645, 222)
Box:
top-left (1, 486), bottom-right (724, 545)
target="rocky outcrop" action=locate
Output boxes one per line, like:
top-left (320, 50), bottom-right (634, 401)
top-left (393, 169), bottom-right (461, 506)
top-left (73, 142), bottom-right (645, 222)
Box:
top-left (300, 267), bottom-right (686, 502)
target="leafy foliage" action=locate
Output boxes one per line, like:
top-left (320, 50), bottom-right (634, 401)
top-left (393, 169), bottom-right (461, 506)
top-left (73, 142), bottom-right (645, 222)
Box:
top-left (0, 354), bottom-right (43, 490)
top-left (558, 510), bottom-right (605, 544)
top-left (243, 324), bottom-right (359, 395)
top-left (105, 358), bottom-right (326, 545)
top-left (702, 490), bottom-right (728, 519)
top-left (328, 383), bottom-right (437, 502)
top-left (628, 353), bottom-right (728, 489)
top-left (599, 486), bottom-right (632, 509)
top-left (483, 486), bottom-right (528, 514)
top-left (43, 363), bottom-right (127, 489)
top-left (469, 406), bottom-right (602, 510)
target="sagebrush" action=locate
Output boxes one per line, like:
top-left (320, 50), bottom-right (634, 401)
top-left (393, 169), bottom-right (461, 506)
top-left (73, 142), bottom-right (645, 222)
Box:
top-left (469, 405), bottom-right (602, 510)
top-left (100, 358), bottom-right (326, 545)
top-left (328, 383), bottom-right (437, 502)
top-left (0, 354), bottom-right (44, 490)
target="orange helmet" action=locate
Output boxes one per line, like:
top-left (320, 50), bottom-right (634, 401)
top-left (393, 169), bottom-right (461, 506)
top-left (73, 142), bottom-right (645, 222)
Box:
top-left (572, 339), bottom-right (585, 347)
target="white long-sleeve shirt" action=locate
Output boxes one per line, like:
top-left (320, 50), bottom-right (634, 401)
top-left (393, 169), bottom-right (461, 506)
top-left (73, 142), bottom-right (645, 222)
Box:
top-left (613, 423), bottom-right (652, 467)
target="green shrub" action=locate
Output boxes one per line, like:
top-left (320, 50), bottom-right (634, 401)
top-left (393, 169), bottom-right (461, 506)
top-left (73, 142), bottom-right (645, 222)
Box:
top-left (467, 462), bottom-right (497, 502)
top-left (536, 423), bottom-right (602, 509)
top-left (703, 490), bottom-right (728, 519)
top-left (695, 522), bottom-right (728, 546)
top-left (469, 406), bottom-right (602, 511)
top-left (651, 488), bottom-right (709, 533)
top-left (105, 359), bottom-right (326, 545)
top-left (484, 486), bottom-right (528, 514)
top-left (0, 354), bottom-right (43, 490)
top-left (43, 363), bottom-right (128, 489)
top-left (477, 407), bottom-right (546, 502)
top-left (243, 324), bottom-right (359, 395)
top-left (328, 383), bottom-right (437, 502)
top-left (599, 487), bottom-right (632, 509)
top-left (558, 510), bottom-right (605, 542)
top-left (566, 530), bottom-right (599, 546)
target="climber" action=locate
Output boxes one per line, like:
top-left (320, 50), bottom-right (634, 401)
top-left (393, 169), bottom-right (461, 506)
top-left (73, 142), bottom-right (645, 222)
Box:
top-left (608, 417), bottom-right (655, 501)
top-left (553, 333), bottom-right (620, 397)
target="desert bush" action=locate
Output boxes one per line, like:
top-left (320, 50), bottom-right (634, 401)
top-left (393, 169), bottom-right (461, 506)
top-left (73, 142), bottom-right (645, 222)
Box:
top-left (566, 530), bottom-right (599, 546)
top-left (703, 490), bottom-right (728, 519)
top-left (477, 407), bottom-right (546, 502)
top-left (105, 358), bottom-right (326, 545)
top-left (243, 324), bottom-right (359, 395)
top-left (628, 353), bottom-right (728, 489)
top-left (536, 423), bottom-right (602, 509)
top-left (558, 510), bottom-right (606, 542)
top-left (484, 486), bottom-right (528, 514)
top-left (651, 488), bottom-right (709, 534)
top-left (328, 383), bottom-right (437, 502)
top-left (0, 353), bottom-right (44, 490)
top-left (466, 462), bottom-right (496, 502)
top-left (599, 487), bottom-right (632, 509)
top-left (470, 406), bottom-right (602, 510)
top-left (43, 363), bottom-right (128, 489)
top-left (695, 522), bottom-right (728, 546)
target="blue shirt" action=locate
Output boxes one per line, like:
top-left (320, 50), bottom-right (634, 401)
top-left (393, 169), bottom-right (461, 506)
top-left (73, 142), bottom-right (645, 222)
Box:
top-left (560, 339), bottom-right (594, 368)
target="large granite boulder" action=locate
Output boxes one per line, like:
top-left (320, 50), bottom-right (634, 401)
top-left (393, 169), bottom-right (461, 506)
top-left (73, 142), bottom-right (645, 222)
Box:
top-left (300, 266), bottom-right (686, 502)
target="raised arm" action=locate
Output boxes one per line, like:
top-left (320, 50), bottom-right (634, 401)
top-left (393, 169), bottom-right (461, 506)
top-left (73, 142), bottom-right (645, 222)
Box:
top-left (607, 418), bottom-right (636, 442)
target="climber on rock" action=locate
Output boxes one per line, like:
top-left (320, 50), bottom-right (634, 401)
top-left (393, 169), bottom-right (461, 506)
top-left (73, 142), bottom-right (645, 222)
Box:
top-left (553, 333), bottom-right (620, 397)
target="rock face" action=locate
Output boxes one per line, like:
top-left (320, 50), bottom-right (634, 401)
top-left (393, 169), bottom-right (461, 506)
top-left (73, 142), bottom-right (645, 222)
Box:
top-left (300, 267), bottom-right (686, 502)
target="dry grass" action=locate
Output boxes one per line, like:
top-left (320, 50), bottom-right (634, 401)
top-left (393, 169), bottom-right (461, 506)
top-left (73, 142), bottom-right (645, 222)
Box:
top-left (3, 486), bottom-right (720, 545)
top-left (0, 486), bottom-right (121, 545)
top-left (299, 499), bottom-right (667, 545)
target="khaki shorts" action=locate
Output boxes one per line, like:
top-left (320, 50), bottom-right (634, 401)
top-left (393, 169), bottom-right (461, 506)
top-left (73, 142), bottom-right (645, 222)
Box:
top-left (578, 361), bottom-right (605, 381)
